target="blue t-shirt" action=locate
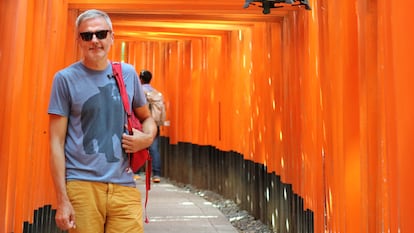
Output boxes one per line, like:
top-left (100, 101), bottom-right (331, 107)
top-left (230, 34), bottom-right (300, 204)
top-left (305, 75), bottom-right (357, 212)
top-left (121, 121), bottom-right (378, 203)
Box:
top-left (48, 61), bottom-right (146, 187)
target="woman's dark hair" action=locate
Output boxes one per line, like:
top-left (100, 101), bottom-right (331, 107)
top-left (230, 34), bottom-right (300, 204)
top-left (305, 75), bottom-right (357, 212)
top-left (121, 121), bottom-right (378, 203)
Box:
top-left (139, 70), bottom-right (152, 84)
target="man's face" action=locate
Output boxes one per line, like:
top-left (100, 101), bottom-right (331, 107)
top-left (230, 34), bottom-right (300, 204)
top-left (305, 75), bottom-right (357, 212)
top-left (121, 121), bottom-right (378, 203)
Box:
top-left (77, 16), bottom-right (114, 63)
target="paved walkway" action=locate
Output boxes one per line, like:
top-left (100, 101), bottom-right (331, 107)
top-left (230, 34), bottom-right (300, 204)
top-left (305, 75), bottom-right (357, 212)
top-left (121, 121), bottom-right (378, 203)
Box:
top-left (136, 177), bottom-right (239, 233)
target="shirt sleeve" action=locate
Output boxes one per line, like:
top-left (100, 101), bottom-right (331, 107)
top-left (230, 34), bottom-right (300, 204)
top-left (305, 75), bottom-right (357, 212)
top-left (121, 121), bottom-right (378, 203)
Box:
top-left (123, 63), bottom-right (146, 109)
top-left (48, 72), bottom-right (70, 117)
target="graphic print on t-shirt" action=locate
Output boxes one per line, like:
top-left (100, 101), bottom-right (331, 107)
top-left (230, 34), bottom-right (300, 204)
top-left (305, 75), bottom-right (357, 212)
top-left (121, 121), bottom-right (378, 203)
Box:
top-left (81, 83), bottom-right (124, 162)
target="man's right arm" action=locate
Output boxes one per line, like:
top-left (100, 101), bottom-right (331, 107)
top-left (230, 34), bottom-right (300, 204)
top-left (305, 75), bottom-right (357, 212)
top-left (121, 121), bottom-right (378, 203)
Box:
top-left (49, 114), bottom-right (76, 230)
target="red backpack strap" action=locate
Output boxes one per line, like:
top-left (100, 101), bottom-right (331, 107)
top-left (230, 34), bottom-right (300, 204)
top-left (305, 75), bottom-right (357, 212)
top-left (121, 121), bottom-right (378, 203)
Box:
top-left (111, 61), bottom-right (151, 223)
top-left (144, 158), bottom-right (152, 223)
top-left (111, 62), bottom-right (134, 134)
top-left (111, 62), bottom-right (152, 223)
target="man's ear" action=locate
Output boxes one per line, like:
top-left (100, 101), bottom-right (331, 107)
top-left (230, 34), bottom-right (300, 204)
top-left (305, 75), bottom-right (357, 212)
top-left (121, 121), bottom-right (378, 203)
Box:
top-left (110, 31), bottom-right (115, 44)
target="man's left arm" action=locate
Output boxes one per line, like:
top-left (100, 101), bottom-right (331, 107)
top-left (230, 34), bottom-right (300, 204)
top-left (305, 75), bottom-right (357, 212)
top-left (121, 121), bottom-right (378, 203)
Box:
top-left (121, 105), bottom-right (157, 153)
top-left (136, 105), bottom-right (157, 140)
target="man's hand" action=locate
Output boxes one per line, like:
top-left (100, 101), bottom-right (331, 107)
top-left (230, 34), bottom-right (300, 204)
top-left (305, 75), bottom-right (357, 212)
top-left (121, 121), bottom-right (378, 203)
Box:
top-left (55, 200), bottom-right (76, 230)
top-left (122, 127), bottom-right (153, 153)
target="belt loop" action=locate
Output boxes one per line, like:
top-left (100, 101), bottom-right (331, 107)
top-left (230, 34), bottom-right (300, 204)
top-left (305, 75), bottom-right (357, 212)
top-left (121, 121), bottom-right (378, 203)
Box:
top-left (108, 183), bottom-right (114, 194)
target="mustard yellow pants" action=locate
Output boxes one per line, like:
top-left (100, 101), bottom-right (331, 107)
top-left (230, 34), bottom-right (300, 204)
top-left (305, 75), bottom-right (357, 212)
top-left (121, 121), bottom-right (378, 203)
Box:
top-left (66, 180), bottom-right (143, 233)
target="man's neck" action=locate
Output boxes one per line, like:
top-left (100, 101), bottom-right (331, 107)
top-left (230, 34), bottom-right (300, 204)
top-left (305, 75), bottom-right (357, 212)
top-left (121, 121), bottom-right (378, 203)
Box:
top-left (82, 59), bottom-right (109, 71)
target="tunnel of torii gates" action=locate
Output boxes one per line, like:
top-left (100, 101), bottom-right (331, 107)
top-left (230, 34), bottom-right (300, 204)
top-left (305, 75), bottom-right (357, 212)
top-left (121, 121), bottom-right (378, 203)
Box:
top-left (1, 0), bottom-right (414, 232)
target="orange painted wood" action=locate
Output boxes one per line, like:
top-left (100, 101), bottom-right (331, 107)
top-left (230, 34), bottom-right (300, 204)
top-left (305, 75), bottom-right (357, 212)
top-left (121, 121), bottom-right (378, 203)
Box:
top-left (1, 0), bottom-right (413, 232)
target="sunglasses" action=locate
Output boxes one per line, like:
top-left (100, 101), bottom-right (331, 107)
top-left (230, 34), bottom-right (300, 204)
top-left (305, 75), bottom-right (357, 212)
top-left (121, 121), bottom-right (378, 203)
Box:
top-left (79, 30), bottom-right (111, 41)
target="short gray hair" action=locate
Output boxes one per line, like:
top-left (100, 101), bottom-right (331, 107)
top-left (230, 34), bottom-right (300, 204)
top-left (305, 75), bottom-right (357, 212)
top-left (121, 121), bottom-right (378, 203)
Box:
top-left (75, 9), bottom-right (113, 31)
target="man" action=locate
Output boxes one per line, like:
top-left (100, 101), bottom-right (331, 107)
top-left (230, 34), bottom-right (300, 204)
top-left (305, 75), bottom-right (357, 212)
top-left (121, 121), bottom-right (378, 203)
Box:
top-left (48, 9), bottom-right (157, 233)
top-left (139, 70), bottom-right (166, 183)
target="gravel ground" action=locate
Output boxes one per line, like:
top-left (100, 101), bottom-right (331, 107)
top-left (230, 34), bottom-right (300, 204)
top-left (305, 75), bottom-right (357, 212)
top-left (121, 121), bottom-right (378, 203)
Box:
top-left (168, 180), bottom-right (273, 233)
